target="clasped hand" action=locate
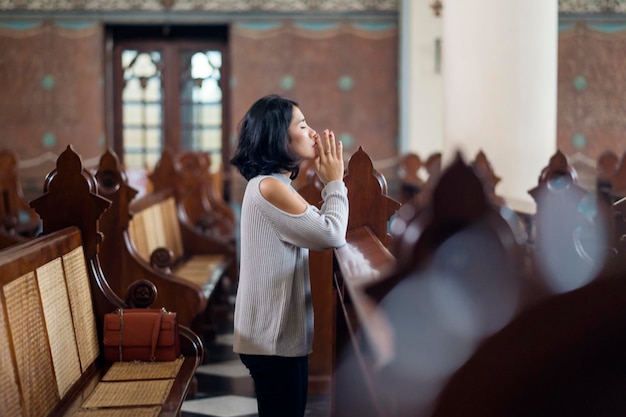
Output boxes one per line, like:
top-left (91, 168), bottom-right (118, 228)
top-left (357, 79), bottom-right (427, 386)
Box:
top-left (314, 129), bottom-right (344, 184)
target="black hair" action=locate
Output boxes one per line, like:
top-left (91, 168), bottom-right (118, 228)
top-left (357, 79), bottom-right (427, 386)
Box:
top-left (230, 94), bottom-right (301, 181)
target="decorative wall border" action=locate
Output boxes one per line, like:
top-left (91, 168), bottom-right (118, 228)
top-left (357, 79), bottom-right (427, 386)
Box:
top-left (560, 0), bottom-right (626, 14)
top-left (2, 0), bottom-right (625, 15)
top-left (0, 0), bottom-right (398, 12)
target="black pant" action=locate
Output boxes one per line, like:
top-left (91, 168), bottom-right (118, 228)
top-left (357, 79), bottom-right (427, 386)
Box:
top-left (240, 353), bottom-right (309, 417)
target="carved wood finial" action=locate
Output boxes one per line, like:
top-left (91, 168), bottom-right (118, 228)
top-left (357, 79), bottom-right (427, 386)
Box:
top-left (30, 145), bottom-right (111, 259)
top-left (344, 146), bottom-right (401, 245)
top-left (149, 148), bottom-right (180, 192)
top-left (96, 148), bottom-right (139, 231)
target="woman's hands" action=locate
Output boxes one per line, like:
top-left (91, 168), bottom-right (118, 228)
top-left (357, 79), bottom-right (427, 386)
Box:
top-left (314, 129), bottom-right (344, 184)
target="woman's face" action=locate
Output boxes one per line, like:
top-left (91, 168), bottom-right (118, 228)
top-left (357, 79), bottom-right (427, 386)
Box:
top-left (287, 106), bottom-right (318, 161)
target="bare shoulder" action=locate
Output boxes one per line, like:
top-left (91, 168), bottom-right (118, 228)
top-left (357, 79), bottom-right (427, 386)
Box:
top-left (259, 177), bottom-right (308, 215)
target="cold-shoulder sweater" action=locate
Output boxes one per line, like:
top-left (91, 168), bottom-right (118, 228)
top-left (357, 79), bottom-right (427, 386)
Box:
top-left (233, 174), bottom-right (349, 357)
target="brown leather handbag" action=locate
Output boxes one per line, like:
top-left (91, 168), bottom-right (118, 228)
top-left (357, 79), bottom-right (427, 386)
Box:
top-left (103, 308), bottom-right (180, 362)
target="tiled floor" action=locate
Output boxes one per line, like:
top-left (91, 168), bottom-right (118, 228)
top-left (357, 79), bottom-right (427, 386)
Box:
top-left (181, 305), bottom-right (331, 417)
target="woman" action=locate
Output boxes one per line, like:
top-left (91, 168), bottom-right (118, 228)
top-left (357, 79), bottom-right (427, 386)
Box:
top-left (230, 94), bottom-right (348, 417)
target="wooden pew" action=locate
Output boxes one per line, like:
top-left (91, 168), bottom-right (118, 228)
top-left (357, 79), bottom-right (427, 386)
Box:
top-left (0, 149), bottom-right (40, 249)
top-left (330, 148), bottom-right (626, 417)
top-left (0, 145), bottom-right (203, 417)
top-left (95, 148), bottom-right (235, 343)
top-left (529, 150), bottom-right (615, 292)
top-left (396, 151), bottom-right (441, 204)
top-left (176, 151), bottom-right (235, 237)
top-left (596, 150), bottom-right (626, 205)
top-left (471, 150), bottom-right (503, 204)
top-left (332, 153), bottom-right (531, 417)
top-left (390, 150), bottom-right (529, 261)
top-left (594, 150), bottom-right (626, 270)
top-left (150, 148), bottom-right (238, 289)
top-left (429, 155), bottom-right (626, 417)
top-left (293, 159), bottom-right (335, 394)
top-left (150, 149), bottom-right (236, 241)
top-left (609, 196), bottom-right (626, 271)
top-left (293, 148), bottom-right (401, 398)
top-left (329, 147), bottom-right (401, 416)
top-left (430, 269), bottom-right (626, 417)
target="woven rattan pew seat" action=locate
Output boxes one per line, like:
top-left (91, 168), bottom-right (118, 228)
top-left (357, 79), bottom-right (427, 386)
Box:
top-left (95, 149), bottom-right (236, 341)
top-left (0, 146), bottom-right (203, 417)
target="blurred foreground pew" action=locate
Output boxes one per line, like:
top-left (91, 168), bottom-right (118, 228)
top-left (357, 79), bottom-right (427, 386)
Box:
top-left (331, 148), bottom-right (626, 417)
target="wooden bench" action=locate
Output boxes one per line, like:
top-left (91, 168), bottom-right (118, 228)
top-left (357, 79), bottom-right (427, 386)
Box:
top-left (331, 153), bottom-right (534, 417)
top-left (95, 148), bottom-right (236, 342)
top-left (291, 148), bottom-right (401, 397)
top-left (529, 150), bottom-right (616, 292)
top-left (0, 145), bottom-right (203, 417)
top-left (324, 147), bottom-right (400, 416)
top-left (330, 148), bottom-right (626, 417)
top-left (0, 149), bottom-right (40, 249)
top-left (396, 151), bottom-right (441, 204)
top-left (150, 149), bottom-right (236, 241)
top-left (431, 267), bottom-right (626, 417)
top-left (175, 151), bottom-right (236, 239)
top-left (429, 156), bottom-right (626, 416)
top-left (292, 159), bottom-right (335, 394)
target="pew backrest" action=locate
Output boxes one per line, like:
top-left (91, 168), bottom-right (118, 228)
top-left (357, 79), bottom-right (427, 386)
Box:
top-left (0, 227), bottom-right (100, 417)
top-left (129, 191), bottom-right (185, 262)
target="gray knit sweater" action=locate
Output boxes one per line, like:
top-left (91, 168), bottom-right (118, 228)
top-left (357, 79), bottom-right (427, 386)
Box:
top-left (233, 173), bottom-right (349, 356)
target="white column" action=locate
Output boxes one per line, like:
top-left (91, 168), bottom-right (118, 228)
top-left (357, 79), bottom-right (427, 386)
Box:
top-left (399, 0), bottom-right (444, 157)
top-left (443, 0), bottom-right (558, 204)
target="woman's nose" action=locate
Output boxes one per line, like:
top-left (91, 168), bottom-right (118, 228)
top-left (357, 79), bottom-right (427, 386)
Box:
top-left (310, 129), bottom-right (317, 137)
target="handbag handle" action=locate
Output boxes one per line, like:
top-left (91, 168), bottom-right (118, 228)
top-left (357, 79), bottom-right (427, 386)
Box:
top-left (118, 308), bottom-right (124, 361)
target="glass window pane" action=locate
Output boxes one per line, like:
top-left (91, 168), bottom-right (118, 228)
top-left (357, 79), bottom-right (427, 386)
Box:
top-left (121, 48), bottom-right (163, 172)
top-left (146, 152), bottom-right (161, 169)
top-left (200, 128), bottom-right (221, 150)
top-left (144, 77), bottom-right (162, 101)
top-left (123, 104), bottom-right (143, 125)
top-left (122, 50), bottom-right (138, 69)
top-left (145, 104), bottom-right (162, 127)
top-left (124, 153), bottom-right (144, 170)
top-left (125, 52), bottom-right (160, 79)
top-left (199, 103), bottom-right (222, 126)
top-left (180, 49), bottom-right (223, 153)
top-left (123, 128), bottom-right (143, 148)
top-left (145, 128), bottom-right (161, 148)
top-left (207, 51), bottom-right (222, 69)
top-left (197, 79), bottom-right (222, 103)
top-left (122, 78), bottom-right (142, 102)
